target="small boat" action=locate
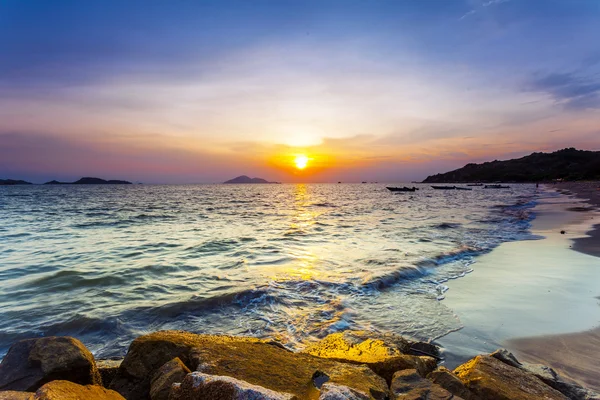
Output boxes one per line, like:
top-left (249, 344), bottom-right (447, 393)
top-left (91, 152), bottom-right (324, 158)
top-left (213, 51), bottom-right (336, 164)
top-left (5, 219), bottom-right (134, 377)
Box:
top-left (387, 186), bottom-right (418, 192)
top-left (467, 183), bottom-right (483, 186)
top-left (484, 184), bottom-right (510, 189)
top-left (431, 185), bottom-right (457, 190)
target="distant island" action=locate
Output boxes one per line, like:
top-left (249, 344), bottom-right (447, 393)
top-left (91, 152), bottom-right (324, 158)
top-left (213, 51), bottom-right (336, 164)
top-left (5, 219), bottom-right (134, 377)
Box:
top-left (423, 148), bottom-right (600, 183)
top-left (45, 177), bottom-right (132, 185)
top-left (0, 179), bottom-right (32, 186)
top-left (224, 175), bottom-right (278, 184)
top-left (0, 177), bottom-right (132, 185)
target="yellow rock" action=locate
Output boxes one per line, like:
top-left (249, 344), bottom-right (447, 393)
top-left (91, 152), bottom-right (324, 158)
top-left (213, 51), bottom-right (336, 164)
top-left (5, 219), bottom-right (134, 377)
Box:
top-left (110, 331), bottom-right (388, 400)
top-left (33, 381), bottom-right (125, 400)
top-left (454, 356), bottom-right (568, 400)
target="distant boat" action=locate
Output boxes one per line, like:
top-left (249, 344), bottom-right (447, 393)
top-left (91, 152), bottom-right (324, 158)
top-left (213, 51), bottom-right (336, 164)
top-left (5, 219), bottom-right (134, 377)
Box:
top-left (484, 184), bottom-right (510, 189)
top-left (431, 185), bottom-right (472, 191)
top-left (387, 186), bottom-right (418, 192)
top-left (467, 183), bottom-right (483, 186)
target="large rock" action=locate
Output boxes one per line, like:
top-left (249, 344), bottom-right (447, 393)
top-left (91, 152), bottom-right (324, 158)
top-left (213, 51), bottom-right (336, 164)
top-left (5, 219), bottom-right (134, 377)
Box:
top-left (33, 380), bottom-right (125, 399)
top-left (110, 331), bottom-right (388, 400)
top-left (490, 349), bottom-right (600, 400)
top-left (454, 355), bottom-right (568, 400)
top-left (427, 367), bottom-right (479, 400)
top-left (0, 392), bottom-right (33, 399)
top-left (389, 369), bottom-right (457, 399)
top-left (169, 372), bottom-right (295, 400)
top-left (150, 358), bottom-right (190, 400)
top-left (0, 337), bottom-right (102, 392)
top-left (304, 331), bottom-right (437, 383)
top-left (318, 383), bottom-right (370, 400)
top-left (97, 360), bottom-right (122, 388)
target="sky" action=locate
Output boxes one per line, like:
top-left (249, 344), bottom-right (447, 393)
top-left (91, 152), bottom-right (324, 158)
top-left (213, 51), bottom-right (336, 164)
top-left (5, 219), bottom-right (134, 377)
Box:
top-left (1, 0), bottom-right (599, 183)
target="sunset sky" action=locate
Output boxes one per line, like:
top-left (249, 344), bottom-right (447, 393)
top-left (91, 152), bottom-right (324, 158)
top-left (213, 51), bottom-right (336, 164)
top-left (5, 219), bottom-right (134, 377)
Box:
top-left (1, 0), bottom-right (599, 183)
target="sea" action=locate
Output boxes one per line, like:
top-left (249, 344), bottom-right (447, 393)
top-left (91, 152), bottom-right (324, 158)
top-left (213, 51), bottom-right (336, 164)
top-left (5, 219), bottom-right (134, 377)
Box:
top-left (0, 183), bottom-right (541, 358)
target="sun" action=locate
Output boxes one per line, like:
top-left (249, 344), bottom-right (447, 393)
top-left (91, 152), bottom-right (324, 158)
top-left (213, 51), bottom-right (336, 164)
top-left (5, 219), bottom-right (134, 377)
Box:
top-left (294, 154), bottom-right (309, 170)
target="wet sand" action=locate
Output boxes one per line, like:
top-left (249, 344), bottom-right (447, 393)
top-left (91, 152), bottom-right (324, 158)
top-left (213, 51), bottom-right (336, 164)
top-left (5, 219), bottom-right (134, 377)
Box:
top-left (439, 184), bottom-right (600, 390)
top-left (555, 181), bottom-right (600, 258)
top-left (507, 182), bottom-right (600, 391)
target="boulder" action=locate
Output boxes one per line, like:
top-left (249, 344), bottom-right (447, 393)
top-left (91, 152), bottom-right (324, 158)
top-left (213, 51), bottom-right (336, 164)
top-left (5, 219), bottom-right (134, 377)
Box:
top-left (0, 392), bottom-right (33, 400)
top-left (33, 380), bottom-right (124, 399)
top-left (150, 358), bottom-right (190, 400)
top-left (454, 355), bottom-right (568, 400)
top-left (490, 349), bottom-right (600, 400)
top-left (318, 383), bottom-right (370, 400)
top-left (97, 360), bottom-right (122, 388)
top-left (389, 369), bottom-right (457, 399)
top-left (168, 372), bottom-right (295, 400)
top-left (304, 331), bottom-right (437, 383)
top-left (110, 331), bottom-right (388, 400)
top-left (427, 367), bottom-right (479, 400)
top-left (0, 337), bottom-right (102, 392)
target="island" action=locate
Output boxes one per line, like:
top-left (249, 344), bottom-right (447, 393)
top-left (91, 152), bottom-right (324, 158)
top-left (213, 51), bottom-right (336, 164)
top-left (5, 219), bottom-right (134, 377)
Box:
top-left (44, 177), bottom-right (132, 185)
top-left (423, 148), bottom-right (600, 183)
top-left (0, 179), bottom-right (32, 185)
top-left (224, 175), bottom-right (278, 184)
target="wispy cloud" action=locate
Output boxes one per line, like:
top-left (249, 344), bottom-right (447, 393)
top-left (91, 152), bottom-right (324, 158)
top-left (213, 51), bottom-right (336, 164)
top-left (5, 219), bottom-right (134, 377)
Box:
top-left (460, 0), bottom-right (511, 20)
top-left (528, 72), bottom-right (600, 110)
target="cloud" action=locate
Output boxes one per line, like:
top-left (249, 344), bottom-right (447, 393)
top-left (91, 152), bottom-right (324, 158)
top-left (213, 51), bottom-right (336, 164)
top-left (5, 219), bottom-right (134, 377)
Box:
top-left (528, 72), bottom-right (600, 110)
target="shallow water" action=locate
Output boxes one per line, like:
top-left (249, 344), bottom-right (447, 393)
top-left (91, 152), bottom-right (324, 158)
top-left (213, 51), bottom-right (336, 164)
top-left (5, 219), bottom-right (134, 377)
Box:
top-left (0, 183), bottom-right (539, 358)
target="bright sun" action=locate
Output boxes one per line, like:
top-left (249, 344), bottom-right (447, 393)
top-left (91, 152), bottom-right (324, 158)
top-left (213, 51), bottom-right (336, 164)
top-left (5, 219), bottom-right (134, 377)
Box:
top-left (294, 154), bottom-right (309, 170)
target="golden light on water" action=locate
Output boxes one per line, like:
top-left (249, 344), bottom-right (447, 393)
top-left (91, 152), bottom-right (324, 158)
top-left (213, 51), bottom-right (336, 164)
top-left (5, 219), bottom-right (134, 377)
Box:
top-left (294, 154), bottom-right (309, 170)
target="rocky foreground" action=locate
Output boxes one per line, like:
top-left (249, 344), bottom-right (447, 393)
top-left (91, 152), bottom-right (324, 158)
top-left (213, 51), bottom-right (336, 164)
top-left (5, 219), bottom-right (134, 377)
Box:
top-left (0, 330), bottom-right (598, 399)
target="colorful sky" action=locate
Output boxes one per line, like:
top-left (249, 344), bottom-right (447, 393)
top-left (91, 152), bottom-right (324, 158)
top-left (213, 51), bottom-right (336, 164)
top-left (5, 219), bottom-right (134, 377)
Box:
top-left (1, 0), bottom-right (599, 183)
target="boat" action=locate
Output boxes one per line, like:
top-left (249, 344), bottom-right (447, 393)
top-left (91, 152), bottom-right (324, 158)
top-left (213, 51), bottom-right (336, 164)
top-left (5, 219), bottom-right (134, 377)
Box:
top-left (484, 184), bottom-right (510, 189)
top-left (431, 185), bottom-right (457, 190)
top-left (467, 183), bottom-right (483, 186)
top-left (431, 185), bottom-right (473, 191)
top-left (387, 186), bottom-right (418, 192)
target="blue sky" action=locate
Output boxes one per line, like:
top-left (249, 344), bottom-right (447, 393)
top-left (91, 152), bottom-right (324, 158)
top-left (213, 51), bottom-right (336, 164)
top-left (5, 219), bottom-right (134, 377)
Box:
top-left (1, 0), bottom-right (599, 182)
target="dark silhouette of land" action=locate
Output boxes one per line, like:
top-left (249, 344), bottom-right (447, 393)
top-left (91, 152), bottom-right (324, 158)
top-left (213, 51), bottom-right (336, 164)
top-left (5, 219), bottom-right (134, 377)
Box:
top-left (0, 179), bottom-right (32, 185)
top-left (44, 177), bottom-right (132, 185)
top-left (1, 177), bottom-right (132, 185)
top-left (423, 148), bottom-right (600, 183)
top-left (224, 175), bottom-right (277, 184)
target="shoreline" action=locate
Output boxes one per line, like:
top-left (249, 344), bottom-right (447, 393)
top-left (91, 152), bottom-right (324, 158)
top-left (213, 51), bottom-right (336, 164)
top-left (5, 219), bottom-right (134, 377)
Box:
top-left (507, 182), bottom-right (600, 391)
top-left (437, 183), bottom-right (600, 389)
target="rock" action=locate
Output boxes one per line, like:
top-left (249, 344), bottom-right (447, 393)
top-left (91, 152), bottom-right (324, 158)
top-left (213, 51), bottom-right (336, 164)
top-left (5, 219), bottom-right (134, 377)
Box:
top-left (0, 337), bottom-right (102, 391)
top-left (150, 358), bottom-right (190, 400)
top-left (110, 331), bottom-right (388, 400)
top-left (454, 355), bottom-right (567, 400)
top-left (427, 367), bottom-right (479, 400)
top-left (389, 369), bottom-right (456, 399)
top-left (97, 360), bottom-right (122, 388)
top-left (0, 392), bottom-right (33, 399)
top-left (522, 363), bottom-right (600, 400)
top-left (319, 383), bottom-right (370, 400)
top-left (489, 349), bottom-right (522, 369)
top-left (490, 349), bottom-right (599, 400)
top-left (304, 331), bottom-right (438, 383)
top-left (168, 372), bottom-right (295, 400)
top-left (33, 380), bottom-right (125, 399)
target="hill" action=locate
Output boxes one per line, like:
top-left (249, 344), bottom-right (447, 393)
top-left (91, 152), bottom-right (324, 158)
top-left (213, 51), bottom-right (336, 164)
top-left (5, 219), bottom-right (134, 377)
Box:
top-left (0, 179), bottom-right (32, 185)
top-left (422, 148), bottom-right (600, 183)
top-left (224, 175), bottom-right (276, 184)
top-left (45, 177), bottom-right (132, 185)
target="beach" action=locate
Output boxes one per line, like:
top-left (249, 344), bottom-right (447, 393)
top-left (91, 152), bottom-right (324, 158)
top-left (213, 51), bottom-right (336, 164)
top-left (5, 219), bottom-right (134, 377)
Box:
top-left (439, 182), bottom-right (600, 391)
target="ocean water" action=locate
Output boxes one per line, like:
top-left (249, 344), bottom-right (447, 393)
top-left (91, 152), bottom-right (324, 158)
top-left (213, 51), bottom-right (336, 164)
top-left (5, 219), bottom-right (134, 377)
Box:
top-left (0, 183), bottom-right (539, 358)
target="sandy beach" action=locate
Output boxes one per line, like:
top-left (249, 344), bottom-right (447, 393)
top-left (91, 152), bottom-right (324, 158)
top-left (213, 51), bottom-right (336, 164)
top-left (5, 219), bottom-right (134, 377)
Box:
top-left (439, 183), bottom-right (600, 390)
